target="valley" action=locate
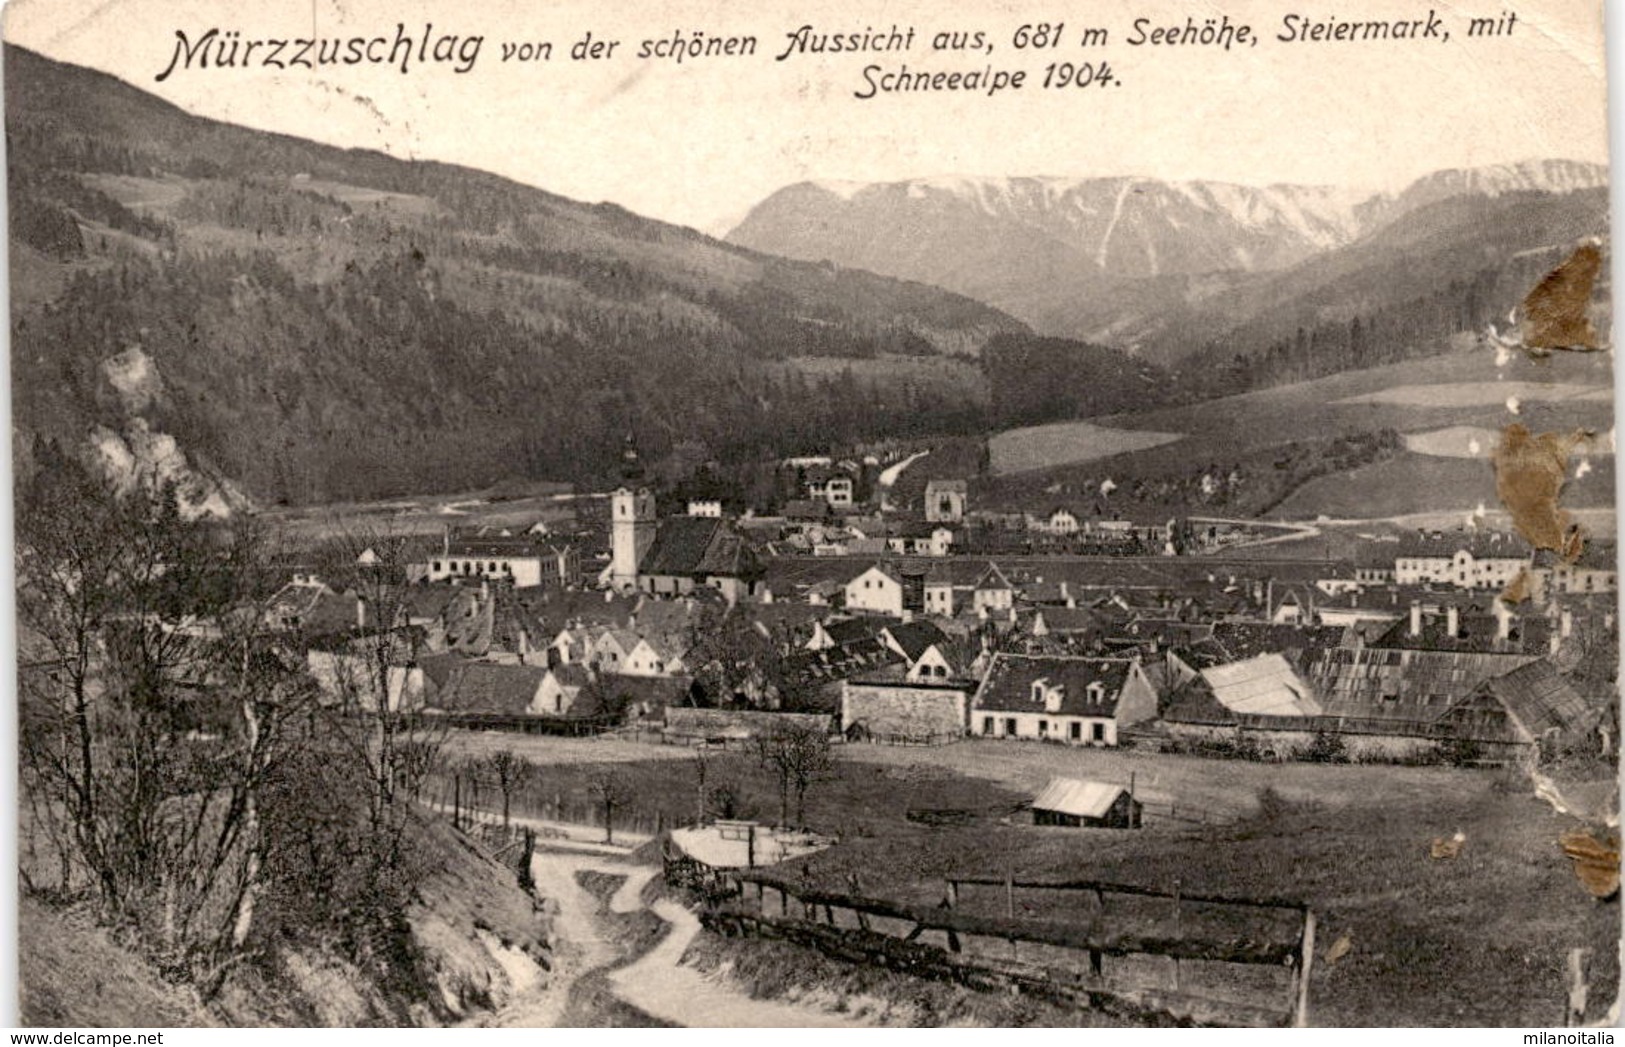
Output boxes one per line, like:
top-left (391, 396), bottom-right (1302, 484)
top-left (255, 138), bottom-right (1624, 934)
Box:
top-left (7, 30), bottom-right (1617, 1035)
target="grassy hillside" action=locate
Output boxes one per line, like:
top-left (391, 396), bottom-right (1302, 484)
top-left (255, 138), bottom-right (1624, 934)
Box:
top-left (975, 345), bottom-right (1614, 520)
top-left (5, 45), bottom-right (1026, 505)
top-left (21, 814), bottom-right (555, 1027)
top-left (1129, 190), bottom-right (1611, 376)
top-left (778, 743), bottom-right (1620, 1027)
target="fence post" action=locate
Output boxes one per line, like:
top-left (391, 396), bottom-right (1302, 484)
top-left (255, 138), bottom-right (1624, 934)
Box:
top-left (1566, 946), bottom-right (1592, 1026)
top-left (1294, 908), bottom-right (1317, 1028)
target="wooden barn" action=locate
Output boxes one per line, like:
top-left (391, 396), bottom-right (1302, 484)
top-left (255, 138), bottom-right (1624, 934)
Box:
top-left (1031, 778), bottom-right (1143, 829)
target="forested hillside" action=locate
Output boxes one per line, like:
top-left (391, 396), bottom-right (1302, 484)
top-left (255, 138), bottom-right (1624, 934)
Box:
top-left (6, 45), bottom-right (1024, 505)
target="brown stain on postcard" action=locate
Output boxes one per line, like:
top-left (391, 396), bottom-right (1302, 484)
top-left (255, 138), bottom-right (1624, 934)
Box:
top-left (1498, 566), bottom-right (1535, 606)
top-left (1559, 829), bottom-right (1620, 900)
top-left (1493, 424), bottom-right (1587, 561)
top-left (1519, 243), bottom-right (1603, 352)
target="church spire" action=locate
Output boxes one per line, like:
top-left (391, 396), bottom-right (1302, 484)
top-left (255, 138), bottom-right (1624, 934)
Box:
top-left (619, 431), bottom-right (646, 485)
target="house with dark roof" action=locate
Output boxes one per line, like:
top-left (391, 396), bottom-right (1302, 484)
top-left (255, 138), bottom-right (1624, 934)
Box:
top-left (635, 516), bottom-right (762, 603)
top-left (808, 615), bottom-right (897, 651)
top-left (1368, 599), bottom-right (1549, 655)
top-left (881, 620), bottom-right (949, 663)
top-left (1209, 621), bottom-right (1349, 667)
top-left (1029, 606), bottom-right (1104, 641)
top-left (972, 653), bottom-right (1158, 745)
top-left (885, 519), bottom-right (956, 557)
top-left (880, 620), bottom-right (977, 682)
top-left (1304, 647), bottom-right (1536, 723)
top-left (1434, 660), bottom-right (1599, 755)
top-left (435, 663), bottom-right (552, 716)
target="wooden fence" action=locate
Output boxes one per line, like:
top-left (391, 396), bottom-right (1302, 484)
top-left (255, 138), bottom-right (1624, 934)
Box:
top-left (670, 854), bottom-right (1314, 1027)
top-left (424, 771), bottom-right (673, 840)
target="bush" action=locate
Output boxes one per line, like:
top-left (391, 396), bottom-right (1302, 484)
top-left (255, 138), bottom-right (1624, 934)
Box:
top-left (1305, 730), bottom-right (1349, 764)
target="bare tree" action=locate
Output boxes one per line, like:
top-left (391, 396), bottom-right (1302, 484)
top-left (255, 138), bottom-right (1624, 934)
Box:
top-left (757, 721), bottom-right (835, 828)
top-left (17, 465), bottom-right (312, 986)
top-left (308, 525), bottom-right (447, 869)
top-left (692, 747), bottom-right (710, 827)
top-left (587, 767), bottom-right (632, 844)
top-left (487, 750), bottom-right (528, 829)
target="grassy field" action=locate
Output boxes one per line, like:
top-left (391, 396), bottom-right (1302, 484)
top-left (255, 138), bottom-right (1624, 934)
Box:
top-left (974, 346), bottom-right (1615, 521)
top-left (1268, 451), bottom-right (1618, 520)
top-left (256, 482), bottom-right (588, 544)
top-left (798, 743), bottom-right (1620, 1027)
top-left (442, 730), bottom-right (700, 768)
top-left (1112, 348), bottom-right (1616, 454)
top-left (441, 736), bottom-right (1025, 839)
top-left (988, 421), bottom-right (1184, 475)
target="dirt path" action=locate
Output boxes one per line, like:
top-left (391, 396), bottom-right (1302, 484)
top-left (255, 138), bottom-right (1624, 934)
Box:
top-left (609, 896), bottom-right (864, 1027)
top-left (481, 851), bottom-right (614, 1028)
top-left (498, 850), bottom-right (867, 1028)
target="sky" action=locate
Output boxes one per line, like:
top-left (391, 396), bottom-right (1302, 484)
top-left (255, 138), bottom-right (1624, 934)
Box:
top-left (1, 0), bottom-right (1613, 234)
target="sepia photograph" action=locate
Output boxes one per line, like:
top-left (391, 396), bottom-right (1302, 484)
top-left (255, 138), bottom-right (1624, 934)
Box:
top-left (3, 0), bottom-right (1619, 1030)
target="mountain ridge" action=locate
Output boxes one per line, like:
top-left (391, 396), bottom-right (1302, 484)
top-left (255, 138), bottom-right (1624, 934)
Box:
top-left (727, 159), bottom-right (1609, 356)
top-left (4, 43), bottom-right (1035, 507)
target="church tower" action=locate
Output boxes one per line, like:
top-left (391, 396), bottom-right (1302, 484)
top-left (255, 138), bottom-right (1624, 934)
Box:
top-left (610, 435), bottom-right (656, 590)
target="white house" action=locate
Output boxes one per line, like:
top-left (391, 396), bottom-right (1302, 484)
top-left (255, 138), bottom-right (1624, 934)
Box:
top-left (972, 563), bottom-right (1014, 615)
top-left (622, 636), bottom-right (686, 677)
top-left (1393, 534), bottom-right (1530, 590)
top-left (1044, 508), bottom-right (1081, 536)
top-left (972, 654), bottom-right (1158, 746)
top-left (422, 534), bottom-right (580, 589)
top-left (845, 563), bottom-right (905, 616)
top-left (535, 665), bottom-right (591, 715)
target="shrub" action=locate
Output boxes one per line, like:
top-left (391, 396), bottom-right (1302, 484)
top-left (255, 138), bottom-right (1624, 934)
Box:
top-left (1305, 730), bottom-right (1349, 764)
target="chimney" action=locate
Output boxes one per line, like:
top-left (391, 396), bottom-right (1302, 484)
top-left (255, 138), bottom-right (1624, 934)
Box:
top-left (1494, 600), bottom-right (1511, 641)
top-left (1446, 605), bottom-right (1459, 638)
top-left (1409, 601), bottom-right (1422, 637)
top-left (1561, 610), bottom-right (1574, 638)
top-left (357, 595), bottom-right (367, 631)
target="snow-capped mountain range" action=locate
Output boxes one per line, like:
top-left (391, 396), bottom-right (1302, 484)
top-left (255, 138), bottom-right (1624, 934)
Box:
top-left (726, 159), bottom-right (1608, 352)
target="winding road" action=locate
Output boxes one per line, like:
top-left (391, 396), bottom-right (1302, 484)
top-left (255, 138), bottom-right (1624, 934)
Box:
top-left (491, 849), bottom-right (867, 1028)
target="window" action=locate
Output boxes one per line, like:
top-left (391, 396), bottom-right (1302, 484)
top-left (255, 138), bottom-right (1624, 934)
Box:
top-left (1069, 722), bottom-right (1081, 740)
top-left (1004, 717), bottom-right (1017, 736)
top-left (432, 561), bottom-right (442, 572)
top-left (1091, 723), bottom-right (1106, 742)
top-left (982, 716), bottom-right (994, 735)
top-left (1038, 720), bottom-right (1048, 737)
